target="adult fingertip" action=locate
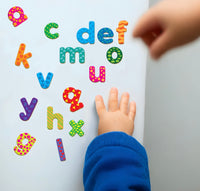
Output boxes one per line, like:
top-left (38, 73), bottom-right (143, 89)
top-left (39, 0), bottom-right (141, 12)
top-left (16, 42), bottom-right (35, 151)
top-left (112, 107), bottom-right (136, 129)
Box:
top-left (133, 29), bottom-right (139, 37)
top-left (133, 22), bottom-right (143, 38)
top-left (150, 44), bottom-right (164, 60)
top-left (150, 50), bottom-right (161, 60)
top-left (149, 31), bottom-right (171, 60)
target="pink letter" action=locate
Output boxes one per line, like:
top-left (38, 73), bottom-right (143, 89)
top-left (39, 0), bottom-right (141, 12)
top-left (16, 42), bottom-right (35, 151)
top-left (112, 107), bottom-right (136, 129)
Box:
top-left (89, 66), bottom-right (106, 83)
top-left (8, 6), bottom-right (28, 27)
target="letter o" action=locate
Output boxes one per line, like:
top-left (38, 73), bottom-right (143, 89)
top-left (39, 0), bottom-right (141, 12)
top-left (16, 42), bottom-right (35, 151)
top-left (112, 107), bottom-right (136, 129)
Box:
top-left (106, 47), bottom-right (123, 64)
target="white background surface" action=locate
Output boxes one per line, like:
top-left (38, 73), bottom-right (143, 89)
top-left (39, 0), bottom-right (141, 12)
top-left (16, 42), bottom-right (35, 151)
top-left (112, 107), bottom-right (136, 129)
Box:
top-left (144, 0), bottom-right (200, 190)
top-left (0, 0), bottom-right (148, 190)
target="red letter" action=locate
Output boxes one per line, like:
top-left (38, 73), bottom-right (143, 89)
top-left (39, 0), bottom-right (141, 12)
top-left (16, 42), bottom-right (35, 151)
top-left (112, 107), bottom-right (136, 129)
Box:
top-left (63, 87), bottom-right (84, 112)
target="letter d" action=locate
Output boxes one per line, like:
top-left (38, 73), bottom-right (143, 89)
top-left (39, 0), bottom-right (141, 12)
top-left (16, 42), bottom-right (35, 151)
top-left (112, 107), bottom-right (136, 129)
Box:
top-left (77, 21), bottom-right (95, 44)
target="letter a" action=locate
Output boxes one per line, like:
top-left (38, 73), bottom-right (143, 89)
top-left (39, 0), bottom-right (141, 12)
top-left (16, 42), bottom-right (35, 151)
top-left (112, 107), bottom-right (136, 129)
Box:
top-left (8, 6), bottom-right (28, 27)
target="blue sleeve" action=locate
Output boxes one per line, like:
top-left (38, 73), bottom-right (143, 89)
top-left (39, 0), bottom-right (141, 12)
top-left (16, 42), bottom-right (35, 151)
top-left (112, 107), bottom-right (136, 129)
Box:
top-left (83, 132), bottom-right (151, 191)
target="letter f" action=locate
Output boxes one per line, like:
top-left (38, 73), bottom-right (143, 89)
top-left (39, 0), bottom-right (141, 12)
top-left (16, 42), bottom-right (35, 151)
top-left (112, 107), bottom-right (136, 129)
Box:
top-left (116, 20), bottom-right (128, 44)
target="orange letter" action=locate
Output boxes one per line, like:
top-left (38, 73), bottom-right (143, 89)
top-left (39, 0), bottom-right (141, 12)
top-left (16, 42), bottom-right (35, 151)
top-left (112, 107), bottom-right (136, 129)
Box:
top-left (116, 20), bottom-right (128, 44)
top-left (15, 43), bottom-right (32, 69)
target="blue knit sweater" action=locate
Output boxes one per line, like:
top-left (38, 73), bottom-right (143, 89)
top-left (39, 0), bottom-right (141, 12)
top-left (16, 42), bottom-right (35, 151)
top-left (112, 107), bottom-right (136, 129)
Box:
top-left (83, 132), bottom-right (151, 191)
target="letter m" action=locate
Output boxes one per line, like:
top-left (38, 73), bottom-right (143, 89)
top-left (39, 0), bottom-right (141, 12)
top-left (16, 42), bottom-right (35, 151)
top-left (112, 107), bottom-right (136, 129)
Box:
top-left (60, 47), bottom-right (85, 64)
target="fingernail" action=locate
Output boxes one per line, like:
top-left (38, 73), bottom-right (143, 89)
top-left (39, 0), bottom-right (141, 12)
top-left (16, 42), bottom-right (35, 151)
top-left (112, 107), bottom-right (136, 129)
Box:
top-left (123, 92), bottom-right (129, 97)
top-left (110, 87), bottom-right (118, 93)
top-left (95, 95), bottom-right (102, 101)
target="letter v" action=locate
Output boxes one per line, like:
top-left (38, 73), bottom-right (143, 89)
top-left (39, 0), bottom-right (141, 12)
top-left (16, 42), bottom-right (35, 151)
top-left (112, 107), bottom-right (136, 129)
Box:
top-left (19, 98), bottom-right (38, 121)
top-left (37, 72), bottom-right (53, 89)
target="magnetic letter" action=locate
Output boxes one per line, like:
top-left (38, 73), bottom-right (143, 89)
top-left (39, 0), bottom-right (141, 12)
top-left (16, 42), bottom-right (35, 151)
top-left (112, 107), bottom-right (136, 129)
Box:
top-left (19, 98), bottom-right (38, 121)
top-left (116, 20), bottom-right (128, 44)
top-left (60, 47), bottom-right (85, 64)
top-left (8, 6), bottom-right (28, 27)
top-left (107, 47), bottom-right (123, 64)
top-left (14, 133), bottom-right (36, 156)
top-left (15, 43), bottom-right (32, 69)
top-left (77, 21), bottom-right (95, 44)
top-left (37, 72), bottom-right (53, 89)
top-left (97, 28), bottom-right (114, 44)
top-left (56, 139), bottom-right (66, 161)
top-left (89, 66), bottom-right (106, 83)
top-left (47, 107), bottom-right (63, 130)
top-left (63, 87), bottom-right (84, 112)
top-left (56, 138), bottom-right (66, 161)
top-left (44, 23), bottom-right (59, 39)
top-left (69, 120), bottom-right (84, 137)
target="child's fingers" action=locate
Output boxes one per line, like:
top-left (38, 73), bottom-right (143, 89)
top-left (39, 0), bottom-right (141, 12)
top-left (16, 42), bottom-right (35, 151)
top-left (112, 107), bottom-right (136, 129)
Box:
top-left (120, 92), bottom-right (130, 115)
top-left (141, 33), bottom-right (156, 47)
top-left (95, 95), bottom-right (106, 117)
top-left (128, 101), bottom-right (136, 121)
top-left (133, 8), bottom-right (160, 38)
top-left (108, 87), bottom-right (118, 112)
top-left (141, 28), bottom-right (163, 47)
top-left (150, 30), bottom-right (171, 59)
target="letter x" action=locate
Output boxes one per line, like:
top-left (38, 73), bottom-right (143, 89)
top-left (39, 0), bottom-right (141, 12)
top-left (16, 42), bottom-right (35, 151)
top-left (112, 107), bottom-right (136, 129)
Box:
top-left (69, 120), bottom-right (84, 137)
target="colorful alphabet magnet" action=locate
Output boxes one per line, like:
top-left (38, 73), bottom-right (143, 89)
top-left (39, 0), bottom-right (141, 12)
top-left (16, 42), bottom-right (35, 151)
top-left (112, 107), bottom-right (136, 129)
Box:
top-left (8, 6), bottom-right (28, 27)
top-left (1, 0), bottom-right (148, 190)
top-left (14, 133), bottom-right (36, 156)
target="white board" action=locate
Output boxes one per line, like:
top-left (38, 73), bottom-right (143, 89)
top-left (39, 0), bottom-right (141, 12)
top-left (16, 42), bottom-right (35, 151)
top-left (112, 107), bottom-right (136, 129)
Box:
top-left (0, 0), bottom-right (148, 190)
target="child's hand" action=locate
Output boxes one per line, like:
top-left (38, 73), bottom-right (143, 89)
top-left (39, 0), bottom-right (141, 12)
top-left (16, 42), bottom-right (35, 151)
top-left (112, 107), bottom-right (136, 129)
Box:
top-left (133, 0), bottom-right (200, 59)
top-left (95, 87), bottom-right (136, 136)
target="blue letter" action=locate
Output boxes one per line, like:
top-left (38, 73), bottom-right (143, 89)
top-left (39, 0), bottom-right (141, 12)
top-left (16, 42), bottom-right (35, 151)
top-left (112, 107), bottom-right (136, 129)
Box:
top-left (97, 28), bottom-right (114, 44)
top-left (77, 21), bottom-right (95, 44)
top-left (37, 72), bottom-right (54, 89)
